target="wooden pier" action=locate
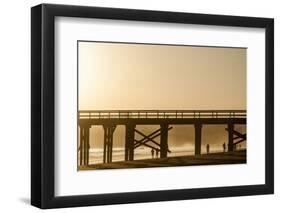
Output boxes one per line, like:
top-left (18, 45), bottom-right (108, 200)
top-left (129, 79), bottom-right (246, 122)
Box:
top-left (78, 110), bottom-right (246, 166)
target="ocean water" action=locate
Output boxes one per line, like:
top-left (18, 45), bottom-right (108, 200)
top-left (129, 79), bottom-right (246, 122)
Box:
top-left (86, 143), bottom-right (246, 164)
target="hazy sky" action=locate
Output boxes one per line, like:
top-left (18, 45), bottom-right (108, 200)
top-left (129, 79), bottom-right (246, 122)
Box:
top-left (78, 41), bottom-right (246, 110)
top-left (78, 41), bottom-right (246, 150)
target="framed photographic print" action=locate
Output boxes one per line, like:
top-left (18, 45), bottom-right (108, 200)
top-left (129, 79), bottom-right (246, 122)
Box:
top-left (31, 4), bottom-right (274, 209)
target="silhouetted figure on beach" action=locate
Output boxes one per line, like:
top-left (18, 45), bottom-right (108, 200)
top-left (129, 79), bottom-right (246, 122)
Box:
top-left (156, 149), bottom-right (159, 158)
top-left (151, 149), bottom-right (155, 159)
top-left (206, 144), bottom-right (210, 154)
top-left (223, 143), bottom-right (226, 153)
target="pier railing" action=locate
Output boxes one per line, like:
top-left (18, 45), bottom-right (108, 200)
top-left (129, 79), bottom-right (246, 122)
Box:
top-left (79, 110), bottom-right (246, 120)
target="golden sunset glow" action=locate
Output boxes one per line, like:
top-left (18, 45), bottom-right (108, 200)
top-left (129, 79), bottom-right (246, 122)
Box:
top-left (78, 42), bottom-right (246, 110)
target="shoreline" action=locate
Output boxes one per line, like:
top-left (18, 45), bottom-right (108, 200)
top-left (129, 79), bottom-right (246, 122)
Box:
top-left (79, 149), bottom-right (246, 170)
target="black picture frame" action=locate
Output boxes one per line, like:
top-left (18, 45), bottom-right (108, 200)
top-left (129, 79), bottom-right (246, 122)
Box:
top-left (31, 3), bottom-right (274, 209)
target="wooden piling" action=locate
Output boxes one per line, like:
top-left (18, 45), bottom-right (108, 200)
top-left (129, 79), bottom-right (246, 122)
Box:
top-left (103, 127), bottom-right (107, 163)
top-left (103, 125), bottom-right (116, 163)
top-left (160, 124), bottom-right (168, 158)
top-left (194, 123), bottom-right (202, 155)
top-left (125, 123), bottom-right (135, 161)
top-left (228, 123), bottom-right (234, 152)
top-left (79, 125), bottom-right (91, 166)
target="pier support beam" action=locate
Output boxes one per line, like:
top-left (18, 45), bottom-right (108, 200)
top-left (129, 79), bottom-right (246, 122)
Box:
top-left (227, 123), bottom-right (234, 152)
top-left (125, 123), bottom-right (136, 161)
top-left (194, 123), bottom-right (202, 155)
top-left (79, 124), bottom-right (91, 166)
top-left (160, 124), bottom-right (169, 158)
top-left (103, 125), bottom-right (116, 163)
